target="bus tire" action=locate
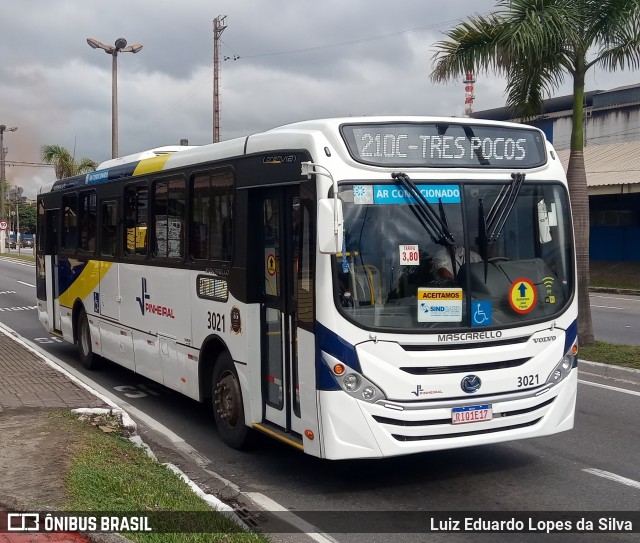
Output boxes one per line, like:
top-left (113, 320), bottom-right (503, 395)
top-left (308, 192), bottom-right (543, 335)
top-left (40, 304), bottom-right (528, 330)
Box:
top-left (212, 352), bottom-right (252, 449)
top-left (77, 308), bottom-right (100, 370)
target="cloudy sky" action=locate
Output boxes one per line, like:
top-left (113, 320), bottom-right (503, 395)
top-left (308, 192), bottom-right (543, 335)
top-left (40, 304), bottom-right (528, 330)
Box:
top-left (2, 0), bottom-right (639, 198)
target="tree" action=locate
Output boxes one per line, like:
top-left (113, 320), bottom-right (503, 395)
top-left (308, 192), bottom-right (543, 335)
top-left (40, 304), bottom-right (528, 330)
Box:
top-left (430, 0), bottom-right (640, 346)
top-left (40, 144), bottom-right (97, 180)
top-left (16, 203), bottom-right (36, 233)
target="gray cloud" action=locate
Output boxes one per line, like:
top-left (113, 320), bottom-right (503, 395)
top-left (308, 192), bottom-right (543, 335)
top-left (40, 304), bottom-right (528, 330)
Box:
top-left (1, 0), bottom-right (638, 199)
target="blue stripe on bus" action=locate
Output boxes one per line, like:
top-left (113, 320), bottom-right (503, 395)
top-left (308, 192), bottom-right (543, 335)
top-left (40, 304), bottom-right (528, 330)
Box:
top-left (564, 319), bottom-right (578, 368)
top-left (57, 257), bottom-right (89, 299)
top-left (315, 322), bottom-right (361, 391)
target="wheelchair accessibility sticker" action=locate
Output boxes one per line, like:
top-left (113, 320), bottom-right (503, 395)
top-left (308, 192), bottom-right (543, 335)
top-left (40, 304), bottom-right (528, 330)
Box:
top-left (472, 301), bottom-right (492, 326)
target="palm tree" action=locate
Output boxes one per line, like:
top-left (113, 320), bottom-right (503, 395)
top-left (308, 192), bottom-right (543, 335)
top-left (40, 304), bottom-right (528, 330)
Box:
top-left (41, 144), bottom-right (97, 180)
top-left (431, 0), bottom-right (640, 346)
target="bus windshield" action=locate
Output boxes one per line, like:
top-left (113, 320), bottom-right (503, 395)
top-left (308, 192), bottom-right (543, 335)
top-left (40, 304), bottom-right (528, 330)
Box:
top-left (335, 180), bottom-right (573, 331)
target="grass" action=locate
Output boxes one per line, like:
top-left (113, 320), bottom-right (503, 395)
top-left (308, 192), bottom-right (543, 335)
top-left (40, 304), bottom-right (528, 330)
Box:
top-left (0, 251), bottom-right (34, 262)
top-left (589, 277), bottom-right (640, 291)
top-left (60, 413), bottom-right (269, 543)
top-left (579, 341), bottom-right (640, 370)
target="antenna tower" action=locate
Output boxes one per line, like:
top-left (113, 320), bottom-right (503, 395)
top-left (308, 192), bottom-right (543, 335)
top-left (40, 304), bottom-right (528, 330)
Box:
top-left (464, 72), bottom-right (476, 116)
top-left (213, 15), bottom-right (227, 143)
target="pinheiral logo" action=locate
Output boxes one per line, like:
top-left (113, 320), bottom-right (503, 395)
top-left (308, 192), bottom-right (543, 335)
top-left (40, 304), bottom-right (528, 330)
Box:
top-left (136, 277), bottom-right (175, 319)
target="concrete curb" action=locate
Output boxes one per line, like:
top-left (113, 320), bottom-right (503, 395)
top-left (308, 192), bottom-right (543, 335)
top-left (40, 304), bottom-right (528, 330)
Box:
top-left (589, 286), bottom-right (640, 296)
top-left (579, 359), bottom-right (640, 384)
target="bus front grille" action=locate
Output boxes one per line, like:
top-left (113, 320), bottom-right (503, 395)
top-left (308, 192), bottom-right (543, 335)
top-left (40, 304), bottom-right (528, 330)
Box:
top-left (400, 358), bottom-right (529, 375)
top-left (391, 419), bottom-right (542, 441)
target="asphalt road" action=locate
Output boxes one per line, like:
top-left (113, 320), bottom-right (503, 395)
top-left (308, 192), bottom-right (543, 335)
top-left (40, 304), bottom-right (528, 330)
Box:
top-left (590, 292), bottom-right (640, 346)
top-left (1, 256), bottom-right (638, 542)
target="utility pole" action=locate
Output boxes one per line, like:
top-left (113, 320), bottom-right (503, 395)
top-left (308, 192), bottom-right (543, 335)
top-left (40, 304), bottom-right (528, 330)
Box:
top-left (0, 124), bottom-right (18, 221)
top-left (213, 15), bottom-right (227, 143)
top-left (87, 38), bottom-right (143, 158)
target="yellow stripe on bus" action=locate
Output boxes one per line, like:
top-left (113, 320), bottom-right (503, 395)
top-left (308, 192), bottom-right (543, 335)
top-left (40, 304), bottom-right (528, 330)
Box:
top-left (58, 261), bottom-right (111, 308)
top-left (252, 424), bottom-right (304, 451)
top-left (132, 154), bottom-right (172, 176)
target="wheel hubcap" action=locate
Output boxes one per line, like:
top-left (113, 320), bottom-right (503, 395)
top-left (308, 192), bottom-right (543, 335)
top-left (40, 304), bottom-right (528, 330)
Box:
top-left (80, 322), bottom-right (90, 355)
top-left (215, 371), bottom-right (241, 428)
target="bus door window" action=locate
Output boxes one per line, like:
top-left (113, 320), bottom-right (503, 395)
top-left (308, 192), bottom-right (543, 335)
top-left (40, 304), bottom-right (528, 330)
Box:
top-left (100, 200), bottom-right (118, 258)
top-left (262, 196), bottom-right (283, 408)
top-left (44, 207), bottom-right (62, 331)
top-left (289, 196), bottom-right (303, 416)
top-left (36, 198), bottom-right (47, 301)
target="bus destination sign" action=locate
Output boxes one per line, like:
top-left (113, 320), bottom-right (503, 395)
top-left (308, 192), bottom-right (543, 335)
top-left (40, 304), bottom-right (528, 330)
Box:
top-left (340, 122), bottom-right (547, 168)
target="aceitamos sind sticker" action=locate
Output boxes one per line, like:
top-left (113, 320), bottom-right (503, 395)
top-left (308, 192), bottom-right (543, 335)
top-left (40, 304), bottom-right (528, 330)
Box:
top-left (417, 288), bottom-right (463, 322)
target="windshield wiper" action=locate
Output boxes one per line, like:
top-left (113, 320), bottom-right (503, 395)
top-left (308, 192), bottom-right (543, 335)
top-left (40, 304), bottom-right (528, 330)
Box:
top-left (477, 172), bottom-right (526, 274)
top-left (391, 172), bottom-right (455, 246)
top-left (486, 172), bottom-right (525, 242)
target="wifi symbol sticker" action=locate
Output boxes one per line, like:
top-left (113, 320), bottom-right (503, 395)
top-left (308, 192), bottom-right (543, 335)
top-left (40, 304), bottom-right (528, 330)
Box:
top-left (543, 276), bottom-right (556, 303)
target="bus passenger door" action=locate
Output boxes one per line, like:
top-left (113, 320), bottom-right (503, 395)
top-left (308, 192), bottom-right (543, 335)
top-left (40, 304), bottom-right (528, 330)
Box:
top-left (260, 186), bottom-right (303, 436)
top-left (44, 209), bottom-right (62, 332)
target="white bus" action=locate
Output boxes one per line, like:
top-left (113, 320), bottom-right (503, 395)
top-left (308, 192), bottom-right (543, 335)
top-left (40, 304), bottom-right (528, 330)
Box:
top-left (36, 117), bottom-right (578, 459)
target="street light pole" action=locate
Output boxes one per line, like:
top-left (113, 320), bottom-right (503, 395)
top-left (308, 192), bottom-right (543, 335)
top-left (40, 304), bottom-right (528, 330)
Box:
top-left (0, 124), bottom-right (18, 222)
top-left (87, 37), bottom-right (143, 158)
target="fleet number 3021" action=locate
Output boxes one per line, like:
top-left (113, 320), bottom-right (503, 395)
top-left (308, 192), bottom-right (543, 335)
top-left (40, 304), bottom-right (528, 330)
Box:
top-left (207, 311), bottom-right (225, 332)
top-left (517, 374), bottom-right (540, 387)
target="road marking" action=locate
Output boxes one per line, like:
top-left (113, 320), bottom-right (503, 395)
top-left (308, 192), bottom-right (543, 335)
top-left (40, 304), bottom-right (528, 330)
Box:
top-left (0, 257), bottom-right (35, 267)
top-left (590, 304), bottom-right (623, 310)
top-left (16, 280), bottom-right (36, 288)
top-left (245, 492), bottom-right (339, 543)
top-left (590, 294), bottom-right (640, 302)
top-left (578, 379), bottom-right (640, 397)
top-left (582, 468), bottom-right (640, 490)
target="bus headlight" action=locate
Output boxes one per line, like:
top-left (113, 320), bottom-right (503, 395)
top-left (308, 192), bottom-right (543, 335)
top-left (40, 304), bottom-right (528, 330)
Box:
top-left (338, 372), bottom-right (385, 402)
top-left (362, 386), bottom-right (376, 400)
top-left (343, 374), bottom-right (360, 391)
top-left (545, 350), bottom-right (576, 386)
top-left (322, 351), bottom-right (386, 403)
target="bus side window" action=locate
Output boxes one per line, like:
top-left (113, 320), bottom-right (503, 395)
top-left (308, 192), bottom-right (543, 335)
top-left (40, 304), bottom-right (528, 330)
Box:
top-left (61, 193), bottom-right (78, 252)
top-left (124, 185), bottom-right (148, 256)
top-left (78, 190), bottom-right (97, 254)
top-left (190, 168), bottom-right (234, 262)
top-left (101, 201), bottom-right (117, 257)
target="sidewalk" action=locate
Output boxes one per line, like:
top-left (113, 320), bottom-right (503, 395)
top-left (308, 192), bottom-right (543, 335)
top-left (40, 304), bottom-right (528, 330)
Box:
top-left (0, 328), bottom-right (108, 543)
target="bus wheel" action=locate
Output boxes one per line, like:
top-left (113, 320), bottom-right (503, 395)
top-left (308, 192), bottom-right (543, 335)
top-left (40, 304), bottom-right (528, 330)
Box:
top-left (77, 309), bottom-right (99, 370)
top-left (212, 352), bottom-right (252, 449)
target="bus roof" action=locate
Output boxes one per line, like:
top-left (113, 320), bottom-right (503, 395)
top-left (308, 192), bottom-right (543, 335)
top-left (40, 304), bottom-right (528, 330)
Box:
top-left (41, 117), bottom-right (548, 194)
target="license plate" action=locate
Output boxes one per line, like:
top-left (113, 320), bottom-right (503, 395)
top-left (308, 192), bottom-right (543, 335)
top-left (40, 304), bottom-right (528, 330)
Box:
top-left (452, 404), bottom-right (492, 425)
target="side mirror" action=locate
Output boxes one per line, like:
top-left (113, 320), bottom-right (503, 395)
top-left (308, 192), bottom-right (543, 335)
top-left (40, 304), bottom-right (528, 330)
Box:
top-left (317, 198), bottom-right (344, 254)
